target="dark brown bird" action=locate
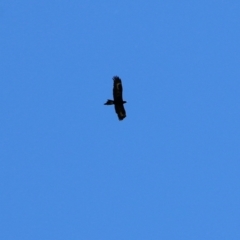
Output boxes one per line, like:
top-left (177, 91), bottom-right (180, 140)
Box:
top-left (104, 76), bottom-right (127, 120)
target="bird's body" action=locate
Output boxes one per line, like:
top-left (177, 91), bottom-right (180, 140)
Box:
top-left (104, 76), bottom-right (127, 120)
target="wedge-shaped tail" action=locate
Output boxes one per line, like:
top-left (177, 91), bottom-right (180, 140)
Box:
top-left (104, 99), bottom-right (114, 105)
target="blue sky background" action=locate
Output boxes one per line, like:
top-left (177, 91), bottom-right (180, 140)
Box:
top-left (0, 1), bottom-right (240, 239)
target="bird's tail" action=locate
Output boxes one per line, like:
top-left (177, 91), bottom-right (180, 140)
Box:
top-left (104, 99), bottom-right (114, 105)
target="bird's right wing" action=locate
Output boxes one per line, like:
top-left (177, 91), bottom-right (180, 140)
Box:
top-left (113, 76), bottom-right (123, 101)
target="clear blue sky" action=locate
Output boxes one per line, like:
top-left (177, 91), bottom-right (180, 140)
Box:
top-left (1, 1), bottom-right (240, 239)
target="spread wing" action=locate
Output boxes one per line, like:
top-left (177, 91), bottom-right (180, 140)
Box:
top-left (113, 76), bottom-right (123, 101)
top-left (114, 103), bottom-right (126, 120)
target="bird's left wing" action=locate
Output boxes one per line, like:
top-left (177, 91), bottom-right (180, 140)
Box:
top-left (114, 104), bottom-right (126, 120)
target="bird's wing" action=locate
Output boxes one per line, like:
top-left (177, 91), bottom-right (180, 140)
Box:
top-left (113, 76), bottom-right (123, 101)
top-left (114, 103), bottom-right (126, 120)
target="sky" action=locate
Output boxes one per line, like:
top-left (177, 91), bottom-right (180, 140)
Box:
top-left (0, 1), bottom-right (240, 239)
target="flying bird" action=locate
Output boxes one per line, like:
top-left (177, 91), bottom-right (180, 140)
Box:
top-left (104, 76), bottom-right (127, 120)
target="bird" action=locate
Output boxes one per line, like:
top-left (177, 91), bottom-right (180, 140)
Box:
top-left (104, 76), bottom-right (127, 120)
